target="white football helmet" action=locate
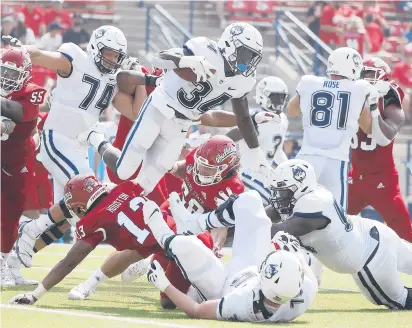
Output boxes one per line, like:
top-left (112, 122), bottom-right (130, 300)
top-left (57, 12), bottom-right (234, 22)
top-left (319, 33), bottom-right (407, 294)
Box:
top-left (255, 76), bottom-right (289, 112)
top-left (87, 25), bottom-right (128, 75)
top-left (259, 250), bottom-right (303, 304)
top-left (217, 22), bottom-right (263, 77)
top-left (326, 47), bottom-right (363, 81)
top-left (269, 159), bottom-right (317, 216)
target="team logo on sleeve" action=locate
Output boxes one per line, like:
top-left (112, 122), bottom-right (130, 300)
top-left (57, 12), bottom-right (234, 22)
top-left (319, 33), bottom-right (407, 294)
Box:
top-left (230, 24), bottom-right (245, 36)
top-left (264, 264), bottom-right (278, 279)
top-left (292, 166), bottom-right (306, 183)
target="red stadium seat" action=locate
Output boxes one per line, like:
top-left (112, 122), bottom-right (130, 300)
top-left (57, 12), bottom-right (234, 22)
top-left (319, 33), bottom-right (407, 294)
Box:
top-left (225, 0), bottom-right (250, 13)
top-left (250, 0), bottom-right (274, 15)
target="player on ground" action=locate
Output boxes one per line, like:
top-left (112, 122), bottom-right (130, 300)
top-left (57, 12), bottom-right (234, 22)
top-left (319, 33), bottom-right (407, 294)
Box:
top-left (174, 159), bottom-right (412, 310)
top-left (348, 57), bottom-right (412, 242)
top-left (227, 76), bottom-right (289, 205)
top-left (115, 22), bottom-right (271, 195)
top-left (144, 191), bottom-right (318, 322)
top-left (6, 174), bottom-right (176, 304)
top-left (67, 135), bottom-right (245, 303)
top-left (1, 47), bottom-right (45, 286)
top-left (287, 47), bottom-right (377, 210)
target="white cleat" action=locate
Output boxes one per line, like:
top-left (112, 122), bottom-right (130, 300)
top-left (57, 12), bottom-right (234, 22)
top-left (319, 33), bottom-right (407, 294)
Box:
top-left (7, 251), bottom-right (38, 286)
top-left (121, 256), bottom-right (152, 282)
top-left (15, 222), bottom-right (36, 268)
top-left (68, 282), bottom-right (96, 300)
top-left (1, 257), bottom-right (15, 287)
top-left (76, 122), bottom-right (106, 146)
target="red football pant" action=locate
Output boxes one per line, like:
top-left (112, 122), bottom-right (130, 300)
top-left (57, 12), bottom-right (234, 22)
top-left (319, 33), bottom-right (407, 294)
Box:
top-left (348, 169), bottom-right (412, 242)
top-left (1, 168), bottom-right (30, 253)
top-left (152, 232), bottom-right (214, 300)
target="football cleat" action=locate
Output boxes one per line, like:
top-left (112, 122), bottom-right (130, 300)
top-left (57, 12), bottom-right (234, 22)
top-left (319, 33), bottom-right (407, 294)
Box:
top-left (7, 251), bottom-right (38, 286)
top-left (121, 256), bottom-right (152, 282)
top-left (76, 122), bottom-right (106, 147)
top-left (68, 282), bottom-right (96, 300)
top-left (1, 257), bottom-right (15, 287)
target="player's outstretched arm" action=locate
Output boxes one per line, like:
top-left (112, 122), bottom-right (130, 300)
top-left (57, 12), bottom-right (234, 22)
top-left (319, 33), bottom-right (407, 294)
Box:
top-left (372, 103), bottom-right (405, 146)
top-left (116, 70), bottom-right (159, 96)
top-left (270, 215), bottom-right (329, 238)
top-left (147, 260), bottom-right (219, 319)
top-left (25, 45), bottom-right (72, 77)
top-left (169, 159), bottom-right (186, 179)
top-left (113, 86), bottom-right (148, 121)
top-left (231, 97), bottom-right (259, 148)
top-left (8, 240), bottom-right (94, 305)
top-left (1, 97), bottom-right (24, 122)
top-left (200, 110), bottom-right (237, 127)
top-left (151, 47), bottom-right (184, 69)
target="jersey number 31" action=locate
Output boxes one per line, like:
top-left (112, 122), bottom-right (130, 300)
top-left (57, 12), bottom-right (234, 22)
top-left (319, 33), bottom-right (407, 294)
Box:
top-left (310, 91), bottom-right (351, 129)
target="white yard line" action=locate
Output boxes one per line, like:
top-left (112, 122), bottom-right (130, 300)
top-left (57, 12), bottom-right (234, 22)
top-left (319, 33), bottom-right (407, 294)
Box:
top-left (0, 304), bottom-right (201, 328)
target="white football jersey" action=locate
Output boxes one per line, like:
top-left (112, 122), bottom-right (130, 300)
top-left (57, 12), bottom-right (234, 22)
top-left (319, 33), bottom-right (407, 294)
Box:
top-left (256, 110), bottom-right (288, 167)
top-left (296, 75), bottom-right (372, 161)
top-left (295, 186), bottom-right (377, 274)
top-left (44, 43), bottom-right (119, 139)
top-left (217, 267), bottom-right (317, 322)
top-left (150, 37), bottom-right (256, 120)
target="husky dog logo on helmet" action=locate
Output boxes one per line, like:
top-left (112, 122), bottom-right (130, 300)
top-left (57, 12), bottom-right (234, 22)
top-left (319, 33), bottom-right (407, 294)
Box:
top-left (216, 146), bottom-right (236, 164)
top-left (352, 53), bottom-right (362, 69)
top-left (230, 24), bottom-right (245, 36)
top-left (264, 264), bottom-right (279, 279)
top-left (95, 28), bottom-right (107, 39)
top-left (292, 165), bottom-right (306, 183)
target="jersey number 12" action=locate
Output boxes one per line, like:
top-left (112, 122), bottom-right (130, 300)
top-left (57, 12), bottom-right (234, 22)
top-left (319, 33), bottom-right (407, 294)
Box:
top-left (310, 91), bottom-right (351, 129)
top-left (117, 197), bottom-right (150, 244)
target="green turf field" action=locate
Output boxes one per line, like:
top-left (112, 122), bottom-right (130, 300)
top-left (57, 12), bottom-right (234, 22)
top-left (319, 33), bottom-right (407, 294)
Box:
top-left (1, 244), bottom-right (411, 328)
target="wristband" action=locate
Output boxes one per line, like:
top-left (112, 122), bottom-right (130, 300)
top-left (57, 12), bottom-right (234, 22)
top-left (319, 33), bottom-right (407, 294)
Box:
top-left (145, 75), bottom-right (158, 87)
top-left (32, 283), bottom-right (47, 300)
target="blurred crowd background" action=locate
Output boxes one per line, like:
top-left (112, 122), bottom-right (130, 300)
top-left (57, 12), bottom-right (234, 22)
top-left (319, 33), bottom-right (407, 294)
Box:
top-left (1, 0), bottom-right (411, 222)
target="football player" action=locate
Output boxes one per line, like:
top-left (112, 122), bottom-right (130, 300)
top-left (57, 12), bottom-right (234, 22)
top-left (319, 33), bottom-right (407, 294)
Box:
top-left (114, 22), bottom-right (271, 196)
top-left (1, 47), bottom-right (45, 286)
top-left (287, 47), bottom-right (378, 210)
top-left (67, 135), bottom-right (244, 304)
top-left (348, 57), bottom-right (412, 242)
top-left (227, 76), bottom-right (289, 205)
top-left (6, 174), bottom-right (188, 305)
top-left (172, 159), bottom-right (412, 310)
top-left (144, 191), bottom-right (318, 322)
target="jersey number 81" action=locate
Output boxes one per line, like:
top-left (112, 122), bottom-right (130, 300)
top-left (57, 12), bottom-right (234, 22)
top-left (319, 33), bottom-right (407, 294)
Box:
top-left (310, 91), bottom-right (351, 129)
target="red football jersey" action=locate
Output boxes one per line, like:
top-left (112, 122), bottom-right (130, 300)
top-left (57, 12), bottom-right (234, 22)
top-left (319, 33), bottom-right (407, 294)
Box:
top-left (351, 82), bottom-right (404, 175)
top-left (343, 32), bottom-right (365, 56)
top-left (162, 149), bottom-right (244, 214)
top-left (2, 82), bottom-right (46, 170)
top-left (75, 181), bottom-right (176, 258)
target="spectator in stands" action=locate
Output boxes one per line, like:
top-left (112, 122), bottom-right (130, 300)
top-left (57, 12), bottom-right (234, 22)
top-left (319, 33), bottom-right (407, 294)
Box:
top-left (404, 23), bottom-right (412, 44)
top-left (342, 15), bottom-right (371, 56)
top-left (319, 2), bottom-right (342, 49)
top-left (392, 44), bottom-right (412, 123)
top-left (307, 1), bottom-right (325, 42)
top-left (361, 1), bottom-right (387, 26)
top-left (1, 16), bottom-right (15, 46)
top-left (38, 23), bottom-right (63, 51)
top-left (20, 1), bottom-right (46, 37)
top-left (364, 13), bottom-right (385, 53)
top-left (62, 13), bottom-right (90, 50)
top-left (44, 0), bottom-right (72, 31)
top-left (12, 13), bottom-right (36, 45)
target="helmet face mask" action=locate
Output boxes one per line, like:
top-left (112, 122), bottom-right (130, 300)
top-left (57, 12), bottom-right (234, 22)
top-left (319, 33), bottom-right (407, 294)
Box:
top-left (266, 92), bottom-right (288, 112)
top-left (270, 184), bottom-right (298, 216)
top-left (227, 40), bottom-right (262, 77)
top-left (0, 48), bottom-right (32, 96)
top-left (255, 76), bottom-right (289, 112)
top-left (95, 46), bottom-right (126, 74)
top-left (362, 57), bottom-right (391, 85)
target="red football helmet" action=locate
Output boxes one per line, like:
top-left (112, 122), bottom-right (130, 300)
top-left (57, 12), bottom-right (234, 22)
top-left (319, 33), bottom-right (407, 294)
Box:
top-left (0, 47), bottom-right (32, 96)
top-left (362, 57), bottom-right (391, 85)
top-left (63, 174), bottom-right (107, 218)
top-left (193, 135), bottom-right (240, 186)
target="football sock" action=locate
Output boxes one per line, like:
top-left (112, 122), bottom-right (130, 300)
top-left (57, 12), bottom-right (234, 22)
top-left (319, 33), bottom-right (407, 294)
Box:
top-left (84, 268), bottom-right (108, 289)
top-left (24, 211), bottom-right (56, 239)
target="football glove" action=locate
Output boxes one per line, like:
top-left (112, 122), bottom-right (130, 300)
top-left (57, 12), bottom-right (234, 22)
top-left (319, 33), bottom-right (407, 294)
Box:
top-left (147, 260), bottom-right (170, 292)
top-left (2, 35), bottom-right (24, 48)
top-left (178, 56), bottom-right (216, 83)
top-left (121, 56), bottom-right (141, 71)
top-left (7, 293), bottom-right (37, 305)
top-left (239, 144), bottom-right (273, 186)
top-left (367, 86), bottom-right (380, 110)
top-left (168, 192), bottom-right (204, 234)
top-left (214, 187), bottom-right (234, 207)
top-left (374, 80), bottom-right (391, 98)
top-left (252, 111), bottom-right (281, 125)
top-left (272, 231), bottom-right (301, 253)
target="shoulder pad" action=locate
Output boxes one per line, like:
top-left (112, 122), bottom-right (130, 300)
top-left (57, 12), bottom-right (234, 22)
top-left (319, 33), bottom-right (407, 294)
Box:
top-left (293, 188), bottom-right (333, 217)
top-left (296, 75), bottom-right (321, 94)
top-left (58, 42), bottom-right (85, 63)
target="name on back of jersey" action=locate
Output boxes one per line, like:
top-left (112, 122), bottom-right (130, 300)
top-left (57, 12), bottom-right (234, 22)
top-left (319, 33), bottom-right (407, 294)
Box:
top-left (107, 193), bottom-right (130, 213)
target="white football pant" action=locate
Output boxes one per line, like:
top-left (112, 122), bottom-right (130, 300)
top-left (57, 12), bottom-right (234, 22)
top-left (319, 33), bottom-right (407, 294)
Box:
top-left (40, 130), bottom-right (94, 202)
top-left (296, 154), bottom-right (349, 211)
top-left (116, 96), bottom-right (190, 194)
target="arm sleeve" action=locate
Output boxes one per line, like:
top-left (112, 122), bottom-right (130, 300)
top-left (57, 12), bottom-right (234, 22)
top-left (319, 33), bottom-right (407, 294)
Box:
top-left (384, 87), bottom-right (402, 108)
